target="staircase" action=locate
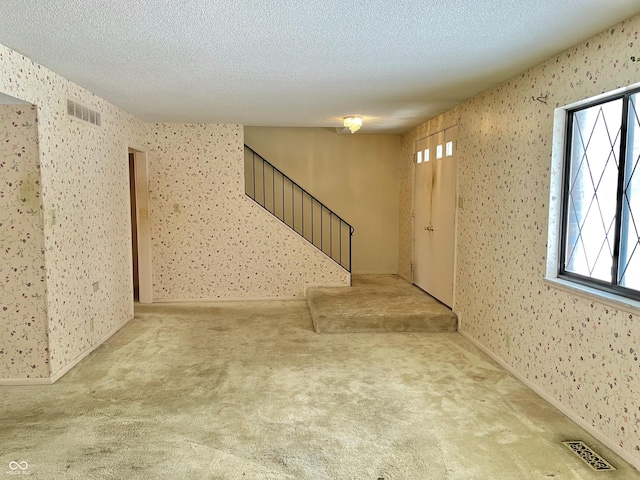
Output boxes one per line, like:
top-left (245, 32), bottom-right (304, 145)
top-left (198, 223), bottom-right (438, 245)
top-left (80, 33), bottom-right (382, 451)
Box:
top-left (244, 145), bottom-right (354, 272)
top-left (244, 147), bottom-right (457, 334)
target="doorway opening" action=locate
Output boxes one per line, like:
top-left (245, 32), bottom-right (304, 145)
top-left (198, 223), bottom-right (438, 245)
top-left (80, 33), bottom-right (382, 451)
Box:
top-left (129, 150), bottom-right (139, 301)
top-left (128, 148), bottom-right (152, 304)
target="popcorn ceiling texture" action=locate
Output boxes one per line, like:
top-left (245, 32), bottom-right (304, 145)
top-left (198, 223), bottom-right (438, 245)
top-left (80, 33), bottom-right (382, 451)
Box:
top-left (146, 123), bottom-right (349, 300)
top-left (400, 15), bottom-right (640, 464)
top-left (0, 104), bottom-right (48, 379)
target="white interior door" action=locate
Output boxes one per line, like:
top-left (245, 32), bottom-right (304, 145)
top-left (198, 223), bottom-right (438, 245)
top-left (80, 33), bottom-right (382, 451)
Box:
top-left (413, 126), bottom-right (458, 307)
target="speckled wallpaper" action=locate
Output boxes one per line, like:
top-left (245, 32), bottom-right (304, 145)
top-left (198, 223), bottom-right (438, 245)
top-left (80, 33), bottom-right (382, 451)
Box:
top-left (146, 123), bottom-right (350, 300)
top-left (0, 42), bottom-right (348, 383)
top-left (0, 44), bottom-right (146, 381)
top-left (400, 15), bottom-right (640, 465)
top-left (0, 104), bottom-right (49, 379)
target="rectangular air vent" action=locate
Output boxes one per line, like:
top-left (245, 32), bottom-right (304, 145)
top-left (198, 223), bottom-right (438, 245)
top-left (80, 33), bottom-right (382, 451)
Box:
top-left (66, 99), bottom-right (101, 127)
top-left (562, 441), bottom-right (616, 471)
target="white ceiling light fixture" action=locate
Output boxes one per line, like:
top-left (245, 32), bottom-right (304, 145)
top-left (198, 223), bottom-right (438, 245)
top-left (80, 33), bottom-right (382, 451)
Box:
top-left (343, 116), bottom-right (362, 133)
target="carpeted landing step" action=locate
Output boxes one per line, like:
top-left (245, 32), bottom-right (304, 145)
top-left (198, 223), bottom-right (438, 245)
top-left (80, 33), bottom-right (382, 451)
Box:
top-left (307, 275), bottom-right (458, 333)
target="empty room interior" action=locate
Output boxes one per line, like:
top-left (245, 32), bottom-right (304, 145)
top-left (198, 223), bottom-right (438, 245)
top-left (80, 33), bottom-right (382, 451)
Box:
top-left (1, 1), bottom-right (640, 478)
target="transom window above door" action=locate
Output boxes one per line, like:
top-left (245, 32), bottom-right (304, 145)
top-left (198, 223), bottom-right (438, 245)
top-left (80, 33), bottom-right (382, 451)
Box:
top-left (415, 136), bottom-right (455, 165)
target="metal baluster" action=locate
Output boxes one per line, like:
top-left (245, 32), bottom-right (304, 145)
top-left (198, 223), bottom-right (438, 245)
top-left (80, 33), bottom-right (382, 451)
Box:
top-left (330, 213), bottom-right (333, 261)
top-left (320, 205), bottom-right (323, 252)
top-left (339, 220), bottom-right (343, 268)
top-left (271, 163), bottom-right (275, 214)
top-left (252, 152), bottom-right (256, 200)
top-left (243, 145), bottom-right (353, 272)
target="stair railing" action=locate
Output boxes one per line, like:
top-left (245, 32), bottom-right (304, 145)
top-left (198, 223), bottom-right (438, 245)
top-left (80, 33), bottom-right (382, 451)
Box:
top-left (244, 145), bottom-right (354, 272)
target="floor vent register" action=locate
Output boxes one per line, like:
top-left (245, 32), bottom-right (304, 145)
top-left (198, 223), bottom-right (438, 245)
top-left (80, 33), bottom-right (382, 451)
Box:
top-left (562, 441), bottom-right (616, 471)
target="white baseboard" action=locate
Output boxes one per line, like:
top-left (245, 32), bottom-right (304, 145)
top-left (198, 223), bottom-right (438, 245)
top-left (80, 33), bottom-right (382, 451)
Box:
top-left (0, 376), bottom-right (53, 386)
top-left (153, 296), bottom-right (303, 303)
top-left (1, 314), bottom-right (134, 386)
top-left (458, 329), bottom-right (640, 472)
top-left (48, 314), bottom-right (135, 384)
top-left (153, 283), bottom-right (356, 303)
top-left (351, 272), bottom-right (397, 275)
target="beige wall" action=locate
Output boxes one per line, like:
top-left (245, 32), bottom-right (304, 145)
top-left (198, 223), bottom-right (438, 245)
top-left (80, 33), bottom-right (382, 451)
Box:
top-left (0, 103), bottom-right (48, 380)
top-left (245, 127), bottom-right (400, 274)
top-left (400, 15), bottom-right (640, 466)
top-left (145, 124), bottom-right (349, 300)
top-left (0, 43), bottom-right (147, 382)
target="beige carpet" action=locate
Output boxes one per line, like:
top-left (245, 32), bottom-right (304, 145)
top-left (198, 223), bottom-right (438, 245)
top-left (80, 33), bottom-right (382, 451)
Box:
top-left (1, 301), bottom-right (638, 479)
top-left (308, 275), bottom-right (458, 333)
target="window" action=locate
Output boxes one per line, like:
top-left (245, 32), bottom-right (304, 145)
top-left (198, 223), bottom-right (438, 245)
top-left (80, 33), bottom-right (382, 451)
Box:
top-left (446, 140), bottom-right (454, 157)
top-left (416, 149), bottom-right (430, 164)
top-left (559, 88), bottom-right (640, 300)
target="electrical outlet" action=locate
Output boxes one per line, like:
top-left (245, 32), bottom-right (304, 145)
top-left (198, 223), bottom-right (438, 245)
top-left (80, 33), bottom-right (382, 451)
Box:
top-left (50, 209), bottom-right (57, 225)
top-left (458, 196), bottom-right (464, 209)
top-left (92, 281), bottom-right (99, 292)
top-left (506, 333), bottom-right (511, 349)
top-left (173, 203), bottom-right (181, 213)
top-left (90, 317), bottom-right (94, 332)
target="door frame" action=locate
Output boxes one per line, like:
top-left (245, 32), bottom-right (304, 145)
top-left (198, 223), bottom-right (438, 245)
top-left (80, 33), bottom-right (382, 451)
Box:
top-left (128, 147), bottom-right (153, 304)
top-left (411, 120), bottom-right (460, 308)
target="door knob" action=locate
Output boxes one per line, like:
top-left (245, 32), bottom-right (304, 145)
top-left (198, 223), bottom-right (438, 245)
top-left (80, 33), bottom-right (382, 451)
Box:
top-left (425, 225), bottom-right (434, 231)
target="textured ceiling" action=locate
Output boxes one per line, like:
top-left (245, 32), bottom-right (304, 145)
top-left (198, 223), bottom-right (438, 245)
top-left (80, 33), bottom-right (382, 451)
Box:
top-left (1, 1), bottom-right (639, 133)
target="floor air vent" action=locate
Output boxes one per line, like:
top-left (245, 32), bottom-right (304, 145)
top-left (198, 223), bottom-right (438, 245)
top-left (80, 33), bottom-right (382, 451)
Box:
top-left (562, 441), bottom-right (616, 471)
top-left (67, 99), bottom-right (101, 127)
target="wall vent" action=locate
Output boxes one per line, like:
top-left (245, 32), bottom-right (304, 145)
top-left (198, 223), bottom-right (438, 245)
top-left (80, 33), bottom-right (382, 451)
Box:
top-left (66, 99), bottom-right (101, 127)
top-left (562, 441), bottom-right (616, 471)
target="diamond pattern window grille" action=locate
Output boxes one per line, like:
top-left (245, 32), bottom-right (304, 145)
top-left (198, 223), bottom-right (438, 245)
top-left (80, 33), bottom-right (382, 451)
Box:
top-left (619, 93), bottom-right (640, 291)
top-left (564, 100), bottom-right (621, 281)
top-left (561, 89), bottom-right (640, 299)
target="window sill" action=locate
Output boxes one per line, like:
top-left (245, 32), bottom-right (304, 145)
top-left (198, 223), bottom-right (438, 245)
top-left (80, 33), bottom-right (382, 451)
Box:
top-left (543, 277), bottom-right (640, 316)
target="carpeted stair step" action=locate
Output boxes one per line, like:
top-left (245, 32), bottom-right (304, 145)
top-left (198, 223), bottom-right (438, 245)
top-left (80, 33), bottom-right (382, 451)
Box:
top-left (307, 275), bottom-right (457, 333)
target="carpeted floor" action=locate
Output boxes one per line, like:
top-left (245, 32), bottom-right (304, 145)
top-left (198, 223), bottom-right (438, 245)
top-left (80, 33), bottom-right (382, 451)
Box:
top-left (1, 301), bottom-right (638, 479)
